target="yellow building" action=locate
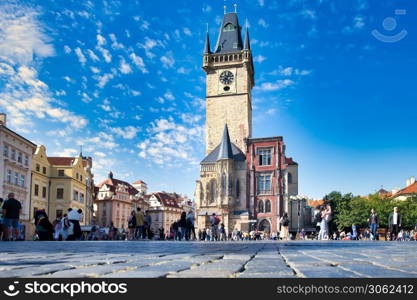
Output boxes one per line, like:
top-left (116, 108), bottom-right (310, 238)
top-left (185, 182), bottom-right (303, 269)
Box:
top-left (30, 145), bottom-right (94, 233)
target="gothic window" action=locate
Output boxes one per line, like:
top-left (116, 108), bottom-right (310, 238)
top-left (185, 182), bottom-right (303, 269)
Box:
top-left (257, 174), bottom-right (272, 194)
top-left (258, 200), bottom-right (264, 213)
top-left (228, 175), bottom-right (233, 194)
top-left (221, 173), bottom-right (226, 195)
top-left (258, 148), bottom-right (272, 166)
top-left (265, 200), bottom-right (271, 213)
top-left (209, 179), bottom-right (216, 203)
top-left (236, 179), bottom-right (240, 198)
top-left (288, 172), bottom-right (293, 184)
top-left (223, 23), bottom-right (235, 32)
top-left (199, 182), bottom-right (204, 203)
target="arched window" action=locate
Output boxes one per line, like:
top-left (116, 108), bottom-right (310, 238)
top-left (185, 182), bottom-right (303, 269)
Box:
top-left (221, 173), bottom-right (226, 195)
top-left (258, 200), bottom-right (264, 213)
top-left (199, 182), bottom-right (204, 203)
top-left (210, 179), bottom-right (216, 203)
top-left (236, 179), bottom-right (240, 198)
top-left (288, 172), bottom-right (293, 184)
top-left (265, 200), bottom-right (271, 213)
top-left (228, 175), bottom-right (233, 194)
top-left (223, 23), bottom-right (235, 32)
top-left (259, 219), bottom-right (271, 233)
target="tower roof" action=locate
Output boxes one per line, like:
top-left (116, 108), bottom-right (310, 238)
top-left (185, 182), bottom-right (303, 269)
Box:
top-left (214, 12), bottom-right (243, 53)
top-left (244, 27), bottom-right (251, 50)
top-left (204, 31), bottom-right (211, 54)
top-left (217, 124), bottom-right (234, 160)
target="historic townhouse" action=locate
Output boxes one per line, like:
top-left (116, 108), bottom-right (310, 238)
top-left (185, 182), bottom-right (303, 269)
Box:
top-left (31, 145), bottom-right (94, 226)
top-left (94, 172), bottom-right (139, 228)
top-left (194, 8), bottom-right (298, 235)
top-left (0, 113), bottom-right (36, 238)
top-left (147, 192), bottom-right (184, 235)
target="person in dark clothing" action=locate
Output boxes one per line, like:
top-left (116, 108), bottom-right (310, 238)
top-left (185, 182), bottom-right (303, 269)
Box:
top-left (34, 210), bottom-right (54, 241)
top-left (388, 207), bottom-right (402, 241)
top-left (368, 208), bottom-right (379, 240)
top-left (178, 212), bottom-right (187, 241)
top-left (172, 221), bottom-right (179, 240)
top-left (159, 227), bottom-right (165, 240)
top-left (2, 193), bottom-right (22, 241)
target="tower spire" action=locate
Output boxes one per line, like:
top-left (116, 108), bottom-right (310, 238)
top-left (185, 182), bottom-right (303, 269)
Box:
top-left (204, 24), bottom-right (211, 54)
top-left (244, 22), bottom-right (251, 50)
top-left (217, 124), bottom-right (234, 161)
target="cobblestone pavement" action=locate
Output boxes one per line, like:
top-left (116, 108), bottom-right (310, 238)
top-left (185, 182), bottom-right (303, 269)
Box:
top-left (0, 241), bottom-right (416, 278)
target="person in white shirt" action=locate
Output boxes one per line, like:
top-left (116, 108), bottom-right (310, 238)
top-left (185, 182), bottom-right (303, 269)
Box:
top-left (388, 207), bottom-right (402, 241)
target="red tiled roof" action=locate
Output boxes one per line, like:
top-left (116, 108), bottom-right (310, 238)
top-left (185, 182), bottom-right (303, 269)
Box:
top-left (133, 180), bottom-right (147, 185)
top-left (48, 157), bottom-right (75, 166)
top-left (48, 157), bottom-right (88, 167)
top-left (308, 200), bottom-right (325, 208)
top-left (96, 178), bottom-right (138, 196)
top-left (285, 157), bottom-right (298, 166)
top-left (395, 182), bottom-right (417, 196)
top-left (154, 192), bottom-right (181, 208)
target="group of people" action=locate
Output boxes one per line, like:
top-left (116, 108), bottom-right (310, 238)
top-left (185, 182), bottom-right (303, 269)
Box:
top-left (36, 208), bottom-right (84, 241)
top-left (127, 208), bottom-right (153, 240)
top-left (167, 211), bottom-right (196, 241)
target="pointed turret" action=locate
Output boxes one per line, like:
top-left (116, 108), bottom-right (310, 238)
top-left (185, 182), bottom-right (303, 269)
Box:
top-left (217, 124), bottom-right (234, 161)
top-left (214, 12), bottom-right (243, 53)
top-left (204, 31), bottom-right (211, 54)
top-left (244, 27), bottom-right (251, 50)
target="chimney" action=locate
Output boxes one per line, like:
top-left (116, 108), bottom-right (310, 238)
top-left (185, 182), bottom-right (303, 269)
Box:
top-left (406, 178), bottom-right (411, 187)
top-left (0, 113), bottom-right (6, 126)
top-left (411, 176), bottom-right (416, 185)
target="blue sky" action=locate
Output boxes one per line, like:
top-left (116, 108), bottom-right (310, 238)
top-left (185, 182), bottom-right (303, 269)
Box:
top-left (0, 0), bottom-right (416, 199)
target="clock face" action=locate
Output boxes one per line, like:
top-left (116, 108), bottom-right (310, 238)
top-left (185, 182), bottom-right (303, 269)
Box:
top-left (219, 71), bottom-right (234, 85)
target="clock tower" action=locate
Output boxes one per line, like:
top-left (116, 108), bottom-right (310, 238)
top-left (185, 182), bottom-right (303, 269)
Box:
top-left (203, 10), bottom-right (254, 154)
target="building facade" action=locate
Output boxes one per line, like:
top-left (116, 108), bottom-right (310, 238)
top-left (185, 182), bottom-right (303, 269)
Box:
top-left (31, 145), bottom-right (94, 226)
top-left (0, 114), bottom-right (36, 238)
top-left (147, 192), bottom-right (183, 235)
top-left (195, 9), bottom-right (298, 235)
top-left (132, 180), bottom-right (147, 197)
top-left (94, 172), bottom-right (138, 228)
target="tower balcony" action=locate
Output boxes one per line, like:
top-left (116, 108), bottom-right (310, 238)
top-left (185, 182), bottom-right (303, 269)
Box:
top-left (203, 50), bottom-right (252, 71)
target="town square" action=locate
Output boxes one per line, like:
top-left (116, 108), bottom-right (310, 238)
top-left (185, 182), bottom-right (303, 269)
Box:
top-left (0, 0), bottom-right (417, 286)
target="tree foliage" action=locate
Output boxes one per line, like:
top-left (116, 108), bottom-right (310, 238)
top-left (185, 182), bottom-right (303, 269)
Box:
top-left (323, 191), bottom-right (417, 230)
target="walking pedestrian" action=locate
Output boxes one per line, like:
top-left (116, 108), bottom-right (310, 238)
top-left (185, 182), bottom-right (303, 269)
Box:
top-left (127, 210), bottom-right (136, 240)
top-left (2, 193), bottom-right (22, 241)
top-left (135, 208), bottom-right (144, 239)
top-left (368, 208), bottom-right (379, 240)
top-left (67, 208), bottom-right (82, 240)
top-left (279, 212), bottom-right (290, 240)
top-left (388, 207), bottom-right (402, 241)
top-left (219, 223), bottom-right (226, 241)
top-left (186, 211), bottom-right (196, 240)
top-left (178, 212), bottom-right (187, 241)
top-left (210, 213), bottom-right (220, 241)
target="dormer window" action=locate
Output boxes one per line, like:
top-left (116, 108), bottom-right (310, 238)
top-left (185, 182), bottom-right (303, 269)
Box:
top-left (223, 23), bottom-right (235, 32)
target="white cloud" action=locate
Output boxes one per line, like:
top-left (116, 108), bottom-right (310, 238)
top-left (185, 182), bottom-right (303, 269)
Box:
top-left (164, 90), bottom-right (175, 101)
top-left (254, 55), bottom-right (267, 63)
top-left (109, 33), bottom-right (124, 50)
top-left (138, 117), bottom-right (203, 166)
top-left (63, 45), bottom-right (71, 54)
top-left (129, 53), bottom-right (148, 73)
top-left (94, 151), bottom-right (107, 158)
top-left (90, 66), bottom-right (100, 73)
top-left (255, 79), bottom-right (294, 92)
top-left (160, 52), bottom-right (175, 68)
top-left (52, 148), bottom-right (78, 157)
top-left (258, 18), bottom-right (268, 28)
top-left (258, 0), bottom-right (265, 7)
top-left (0, 5), bottom-right (55, 65)
top-left (74, 47), bottom-right (87, 65)
top-left (119, 57), bottom-right (132, 74)
top-left (110, 126), bottom-right (140, 140)
top-left (302, 9), bottom-right (317, 20)
top-left (96, 34), bottom-right (111, 63)
top-left (95, 72), bottom-right (114, 88)
top-left (183, 27), bottom-right (192, 36)
top-left (202, 4), bottom-right (212, 13)
top-left (86, 49), bottom-right (100, 61)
